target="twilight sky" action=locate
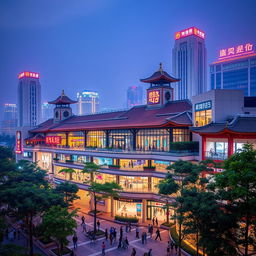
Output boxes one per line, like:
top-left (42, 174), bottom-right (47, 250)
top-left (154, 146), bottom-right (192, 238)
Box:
top-left (0, 0), bottom-right (256, 117)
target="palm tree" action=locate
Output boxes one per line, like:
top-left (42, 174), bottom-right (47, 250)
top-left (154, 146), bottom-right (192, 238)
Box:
top-left (58, 168), bottom-right (76, 181)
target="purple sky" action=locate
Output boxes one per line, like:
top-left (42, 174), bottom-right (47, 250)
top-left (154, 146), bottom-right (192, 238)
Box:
top-left (0, 0), bottom-right (256, 117)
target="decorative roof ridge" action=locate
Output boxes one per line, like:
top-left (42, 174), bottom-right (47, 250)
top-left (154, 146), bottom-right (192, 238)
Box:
top-left (190, 122), bottom-right (226, 130)
top-left (228, 114), bottom-right (256, 127)
top-left (59, 116), bottom-right (128, 125)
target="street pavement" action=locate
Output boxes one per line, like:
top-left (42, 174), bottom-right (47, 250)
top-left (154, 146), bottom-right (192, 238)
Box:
top-left (66, 212), bottom-right (182, 256)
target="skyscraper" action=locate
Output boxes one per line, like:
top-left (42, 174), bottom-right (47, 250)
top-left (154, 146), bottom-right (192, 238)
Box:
top-left (210, 42), bottom-right (256, 96)
top-left (42, 102), bottom-right (53, 122)
top-left (127, 85), bottom-right (145, 108)
top-left (1, 103), bottom-right (17, 135)
top-left (172, 27), bottom-right (207, 100)
top-left (76, 90), bottom-right (99, 115)
top-left (17, 71), bottom-right (41, 127)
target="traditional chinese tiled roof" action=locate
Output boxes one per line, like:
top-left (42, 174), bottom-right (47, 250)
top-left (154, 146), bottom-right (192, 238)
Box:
top-left (30, 100), bottom-right (192, 133)
top-left (140, 63), bottom-right (180, 84)
top-left (25, 134), bottom-right (45, 141)
top-left (48, 90), bottom-right (77, 105)
top-left (190, 115), bottom-right (256, 134)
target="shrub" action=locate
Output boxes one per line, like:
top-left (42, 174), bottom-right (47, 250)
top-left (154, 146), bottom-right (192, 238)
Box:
top-left (115, 215), bottom-right (139, 223)
top-left (169, 141), bottom-right (199, 152)
top-left (65, 159), bottom-right (74, 163)
top-left (53, 157), bottom-right (59, 161)
top-left (143, 166), bottom-right (156, 170)
top-left (108, 164), bottom-right (121, 169)
top-left (170, 226), bottom-right (203, 256)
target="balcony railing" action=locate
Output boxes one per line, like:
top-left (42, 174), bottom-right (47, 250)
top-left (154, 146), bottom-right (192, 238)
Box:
top-left (25, 142), bottom-right (199, 155)
top-left (205, 151), bottom-right (228, 160)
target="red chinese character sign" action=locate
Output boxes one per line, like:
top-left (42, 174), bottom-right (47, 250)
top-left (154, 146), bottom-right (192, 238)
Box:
top-left (18, 71), bottom-right (39, 79)
top-left (175, 27), bottom-right (205, 40)
top-left (16, 131), bottom-right (22, 154)
top-left (218, 43), bottom-right (254, 60)
top-left (147, 89), bottom-right (160, 105)
top-left (45, 136), bottom-right (62, 145)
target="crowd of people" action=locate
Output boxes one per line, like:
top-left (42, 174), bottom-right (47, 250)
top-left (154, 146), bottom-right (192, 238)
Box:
top-left (70, 215), bottom-right (180, 256)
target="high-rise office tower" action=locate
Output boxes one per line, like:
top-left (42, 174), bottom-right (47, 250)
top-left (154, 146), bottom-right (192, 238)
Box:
top-left (1, 103), bottom-right (17, 135)
top-left (76, 90), bottom-right (99, 115)
top-left (210, 43), bottom-right (256, 96)
top-left (127, 85), bottom-right (145, 108)
top-left (172, 27), bottom-right (207, 100)
top-left (41, 102), bottom-right (53, 122)
top-left (17, 71), bottom-right (41, 127)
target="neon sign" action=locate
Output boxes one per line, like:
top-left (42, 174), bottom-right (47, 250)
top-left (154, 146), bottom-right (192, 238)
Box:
top-left (45, 136), bottom-right (62, 145)
top-left (218, 43), bottom-right (254, 60)
top-left (175, 27), bottom-right (205, 40)
top-left (16, 131), bottom-right (22, 154)
top-left (147, 89), bottom-right (160, 105)
top-left (18, 71), bottom-right (39, 79)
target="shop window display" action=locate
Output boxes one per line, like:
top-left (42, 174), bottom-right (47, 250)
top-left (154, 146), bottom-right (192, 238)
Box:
top-left (68, 131), bottom-right (84, 148)
top-left (119, 176), bottom-right (148, 192)
top-left (115, 199), bottom-right (142, 218)
top-left (136, 129), bottom-right (169, 152)
top-left (173, 129), bottom-right (190, 142)
top-left (87, 131), bottom-right (106, 148)
top-left (109, 130), bottom-right (133, 150)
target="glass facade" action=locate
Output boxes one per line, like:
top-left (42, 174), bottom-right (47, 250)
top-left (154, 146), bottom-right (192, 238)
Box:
top-left (68, 131), bottom-right (84, 148)
top-left (194, 110), bottom-right (212, 127)
top-left (119, 176), bottom-right (148, 192)
top-left (210, 57), bottom-right (256, 96)
top-left (87, 131), bottom-right (106, 148)
top-left (173, 129), bottom-right (190, 142)
top-left (109, 130), bottom-right (133, 150)
top-left (136, 129), bottom-right (169, 151)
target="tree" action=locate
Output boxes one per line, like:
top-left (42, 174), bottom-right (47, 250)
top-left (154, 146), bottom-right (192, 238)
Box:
top-left (58, 168), bottom-right (76, 180)
top-left (1, 183), bottom-right (64, 256)
top-left (213, 144), bottom-right (256, 256)
top-left (55, 182), bottom-right (80, 206)
top-left (82, 162), bottom-right (122, 233)
top-left (158, 173), bottom-right (179, 224)
top-left (42, 206), bottom-right (77, 256)
top-left (167, 160), bottom-right (201, 256)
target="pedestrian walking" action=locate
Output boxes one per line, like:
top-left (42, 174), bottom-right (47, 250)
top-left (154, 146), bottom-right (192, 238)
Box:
top-left (81, 216), bottom-right (85, 225)
top-left (155, 228), bottom-right (161, 241)
top-left (125, 223), bottom-right (129, 232)
top-left (109, 233), bottom-right (113, 245)
top-left (82, 222), bottom-right (86, 233)
top-left (175, 243), bottom-right (178, 253)
top-left (102, 241), bottom-right (106, 255)
top-left (148, 248), bottom-right (152, 256)
top-left (135, 226), bottom-right (139, 239)
top-left (170, 241), bottom-right (174, 252)
top-left (72, 234), bottom-right (78, 249)
top-left (141, 232), bottom-right (145, 244)
top-left (124, 236), bottom-right (129, 249)
top-left (155, 217), bottom-right (158, 226)
top-left (113, 228), bottom-right (117, 242)
top-left (128, 222), bottom-right (132, 232)
top-left (149, 225), bottom-right (153, 238)
top-left (144, 232), bottom-right (147, 244)
top-left (152, 217), bottom-right (155, 226)
top-left (167, 245), bottom-right (170, 256)
top-left (131, 248), bottom-right (136, 256)
top-left (105, 228), bottom-right (108, 241)
top-left (120, 226), bottom-right (123, 238)
top-left (97, 220), bottom-right (100, 231)
top-left (147, 224), bottom-right (151, 234)
top-left (118, 236), bottom-right (122, 249)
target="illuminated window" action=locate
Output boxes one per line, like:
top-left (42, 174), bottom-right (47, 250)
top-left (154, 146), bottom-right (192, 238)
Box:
top-left (109, 130), bottom-right (133, 150)
top-left (194, 109), bottom-right (212, 127)
top-left (87, 131), bottom-right (106, 148)
top-left (173, 129), bottom-right (190, 142)
top-left (68, 131), bottom-right (84, 148)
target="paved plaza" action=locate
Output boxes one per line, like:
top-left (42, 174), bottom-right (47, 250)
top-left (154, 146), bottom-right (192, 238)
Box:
top-left (66, 212), bottom-right (183, 256)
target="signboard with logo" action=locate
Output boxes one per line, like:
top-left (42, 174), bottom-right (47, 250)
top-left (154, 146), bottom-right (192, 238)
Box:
top-left (218, 43), bottom-right (254, 61)
top-left (175, 27), bottom-right (205, 40)
top-left (195, 100), bottom-right (212, 112)
top-left (147, 89), bottom-right (160, 105)
top-left (15, 131), bottom-right (22, 154)
top-left (45, 136), bottom-right (62, 145)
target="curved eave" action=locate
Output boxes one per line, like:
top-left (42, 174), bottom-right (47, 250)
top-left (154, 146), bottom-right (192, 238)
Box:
top-left (48, 99), bottom-right (77, 104)
top-left (192, 127), bottom-right (256, 136)
top-left (140, 75), bottom-right (180, 84)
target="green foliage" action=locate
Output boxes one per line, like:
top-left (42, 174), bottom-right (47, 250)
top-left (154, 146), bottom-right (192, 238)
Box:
top-left (82, 161), bottom-right (101, 175)
top-left (170, 226), bottom-right (202, 256)
top-left (58, 168), bottom-right (75, 180)
top-left (55, 182), bottom-right (80, 206)
top-left (108, 164), bottom-right (121, 168)
top-left (42, 206), bottom-right (77, 256)
top-left (143, 166), bottom-right (156, 170)
top-left (115, 215), bottom-right (139, 223)
top-left (169, 141), bottom-right (199, 152)
top-left (213, 144), bottom-right (256, 255)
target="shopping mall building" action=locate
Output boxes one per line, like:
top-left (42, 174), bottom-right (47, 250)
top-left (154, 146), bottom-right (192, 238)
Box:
top-left (16, 65), bottom-right (256, 224)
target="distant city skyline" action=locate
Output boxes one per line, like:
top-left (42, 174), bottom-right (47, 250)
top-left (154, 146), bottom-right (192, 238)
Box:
top-left (0, 0), bottom-right (256, 116)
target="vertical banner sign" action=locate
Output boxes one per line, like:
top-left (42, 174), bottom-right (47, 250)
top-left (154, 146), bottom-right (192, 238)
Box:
top-left (16, 131), bottom-right (22, 154)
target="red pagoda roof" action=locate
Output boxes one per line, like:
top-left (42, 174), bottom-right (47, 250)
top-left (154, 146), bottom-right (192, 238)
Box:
top-left (140, 63), bottom-right (180, 84)
top-left (48, 90), bottom-right (77, 105)
top-left (30, 100), bottom-right (192, 133)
